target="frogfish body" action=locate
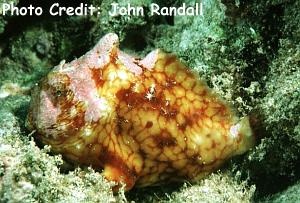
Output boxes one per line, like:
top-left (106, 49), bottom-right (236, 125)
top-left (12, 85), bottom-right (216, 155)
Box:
top-left (26, 33), bottom-right (254, 190)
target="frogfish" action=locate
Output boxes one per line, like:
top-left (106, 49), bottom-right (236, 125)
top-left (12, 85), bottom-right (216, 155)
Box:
top-left (26, 33), bottom-right (254, 190)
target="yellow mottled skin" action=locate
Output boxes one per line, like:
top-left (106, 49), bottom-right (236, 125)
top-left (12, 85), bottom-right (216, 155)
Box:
top-left (26, 33), bottom-right (254, 190)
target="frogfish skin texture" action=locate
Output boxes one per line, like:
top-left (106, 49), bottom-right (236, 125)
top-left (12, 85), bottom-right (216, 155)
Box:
top-left (26, 33), bottom-right (254, 190)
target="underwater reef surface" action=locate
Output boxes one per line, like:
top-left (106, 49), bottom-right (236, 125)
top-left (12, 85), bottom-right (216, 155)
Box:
top-left (0, 0), bottom-right (299, 202)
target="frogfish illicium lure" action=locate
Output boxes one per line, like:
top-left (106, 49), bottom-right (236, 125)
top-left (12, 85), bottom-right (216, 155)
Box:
top-left (26, 33), bottom-right (254, 190)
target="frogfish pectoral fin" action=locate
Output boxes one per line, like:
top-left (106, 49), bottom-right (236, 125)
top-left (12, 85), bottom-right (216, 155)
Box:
top-left (102, 163), bottom-right (137, 191)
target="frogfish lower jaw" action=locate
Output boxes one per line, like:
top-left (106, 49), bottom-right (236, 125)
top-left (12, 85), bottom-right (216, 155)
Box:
top-left (26, 33), bottom-right (255, 191)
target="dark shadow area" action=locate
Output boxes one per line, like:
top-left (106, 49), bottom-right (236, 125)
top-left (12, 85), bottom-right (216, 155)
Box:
top-left (126, 182), bottom-right (183, 202)
top-left (0, 0), bottom-right (96, 63)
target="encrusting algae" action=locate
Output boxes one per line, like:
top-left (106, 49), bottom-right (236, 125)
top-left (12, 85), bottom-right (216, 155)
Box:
top-left (26, 33), bottom-right (255, 190)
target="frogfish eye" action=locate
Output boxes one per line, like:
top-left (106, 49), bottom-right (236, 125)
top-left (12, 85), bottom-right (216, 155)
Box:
top-left (53, 88), bottom-right (67, 98)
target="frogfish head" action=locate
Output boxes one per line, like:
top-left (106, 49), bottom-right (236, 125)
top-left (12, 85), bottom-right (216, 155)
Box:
top-left (26, 68), bottom-right (81, 143)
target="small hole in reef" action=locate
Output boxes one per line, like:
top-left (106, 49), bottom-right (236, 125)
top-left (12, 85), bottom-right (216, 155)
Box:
top-left (165, 16), bottom-right (174, 25)
top-left (121, 31), bottom-right (147, 52)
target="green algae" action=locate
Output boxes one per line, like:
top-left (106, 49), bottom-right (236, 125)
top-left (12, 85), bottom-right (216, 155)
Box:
top-left (262, 180), bottom-right (300, 203)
